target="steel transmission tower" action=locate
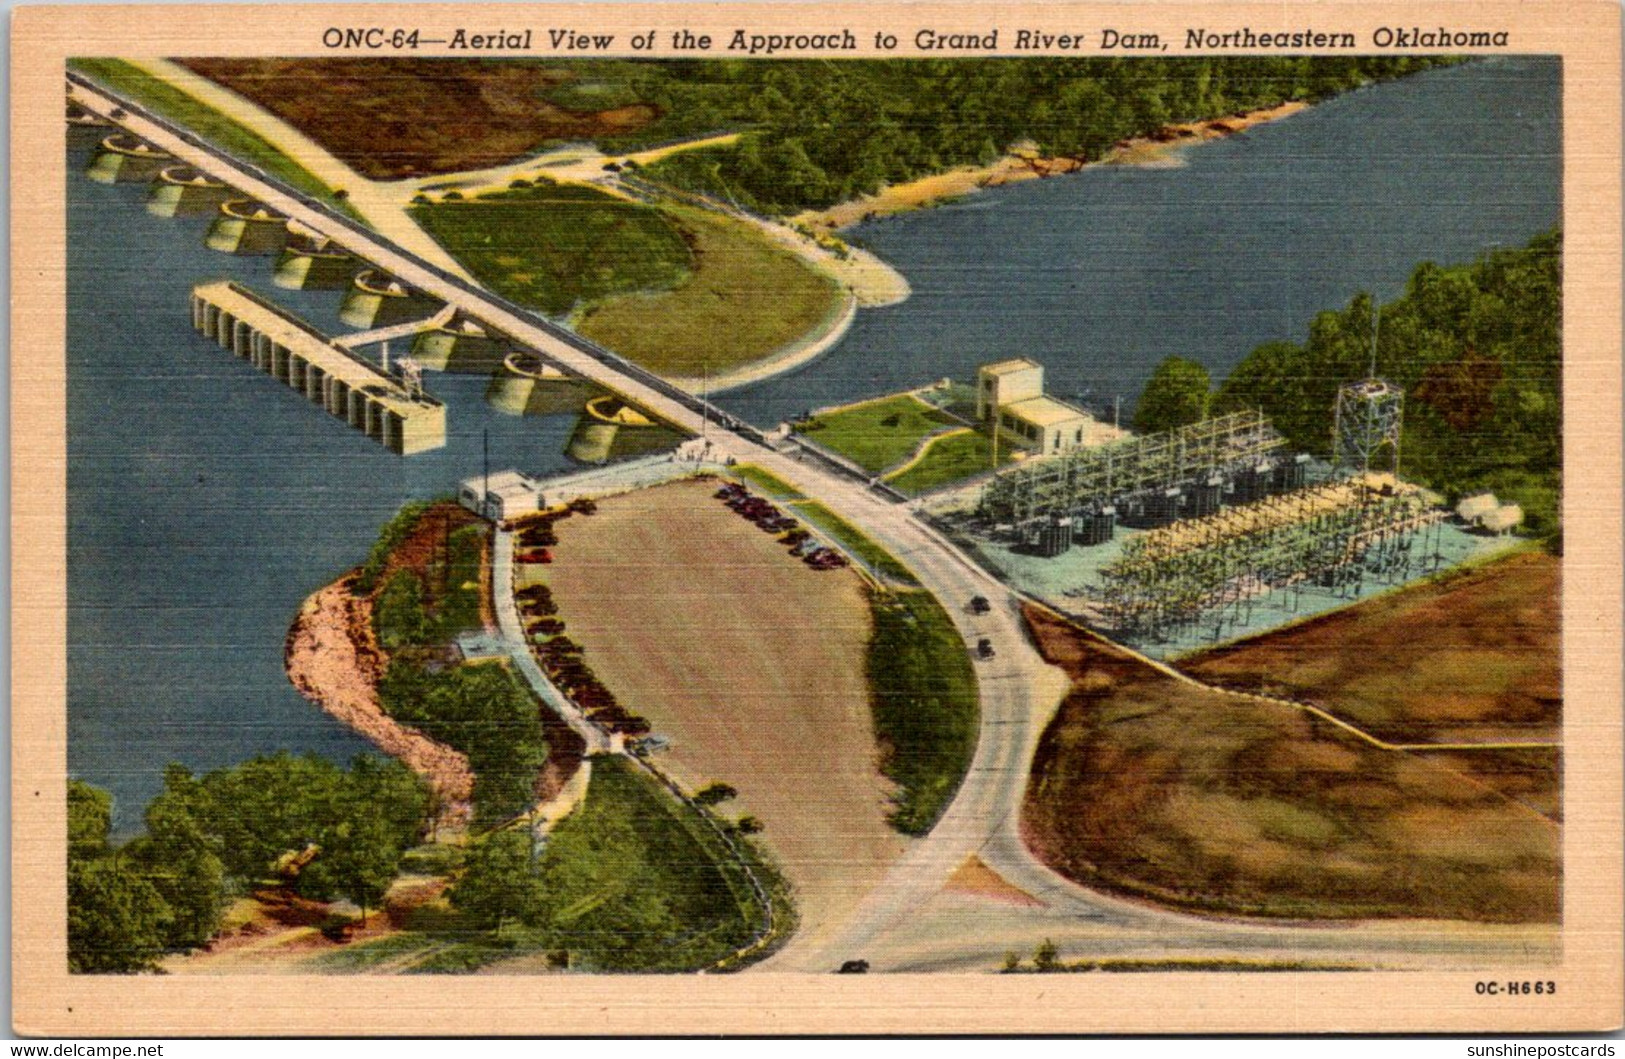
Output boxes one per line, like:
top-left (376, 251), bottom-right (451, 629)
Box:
top-left (1333, 378), bottom-right (1404, 476)
top-left (1333, 301), bottom-right (1403, 476)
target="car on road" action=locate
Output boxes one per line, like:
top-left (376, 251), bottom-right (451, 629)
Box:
top-left (837, 960), bottom-right (869, 974)
top-left (968, 595), bottom-right (991, 614)
top-left (976, 637), bottom-right (996, 659)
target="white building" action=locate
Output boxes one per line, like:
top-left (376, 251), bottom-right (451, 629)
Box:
top-left (1456, 492), bottom-right (1500, 524)
top-left (977, 358), bottom-right (1099, 455)
top-left (459, 470), bottom-right (542, 522)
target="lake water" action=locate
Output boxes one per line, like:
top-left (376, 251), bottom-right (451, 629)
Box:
top-left (66, 137), bottom-right (583, 832)
top-left (67, 57), bottom-right (1560, 832)
top-left (720, 57), bottom-right (1561, 425)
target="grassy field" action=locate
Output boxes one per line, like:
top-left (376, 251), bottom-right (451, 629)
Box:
top-left (1020, 606), bottom-right (1560, 922)
top-left (791, 500), bottom-right (920, 587)
top-left (868, 590), bottom-right (981, 835)
top-left (886, 429), bottom-right (1018, 495)
top-left (1179, 551), bottom-right (1560, 746)
top-left (71, 58), bottom-right (364, 221)
top-left (576, 206), bottom-right (843, 376)
top-left (797, 395), bottom-right (959, 474)
top-left (179, 58), bottom-right (661, 180)
top-left (729, 464), bottom-right (806, 500)
top-left (410, 181), bottom-right (693, 316)
top-left (542, 480), bottom-right (905, 943)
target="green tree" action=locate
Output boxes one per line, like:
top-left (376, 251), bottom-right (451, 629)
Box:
top-left (67, 856), bottom-right (170, 974)
top-left (133, 765), bottom-right (227, 950)
top-left (1134, 356), bottom-right (1213, 435)
top-left (451, 830), bottom-right (544, 934)
top-left (300, 814), bottom-right (403, 922)
top-left (68, 779), bottom-right (111, 859)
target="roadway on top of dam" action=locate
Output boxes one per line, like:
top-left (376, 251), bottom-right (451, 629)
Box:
top-left (67, 72), bottom-right (754, 450)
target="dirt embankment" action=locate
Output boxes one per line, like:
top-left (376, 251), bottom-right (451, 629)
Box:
top-left (286, 577), bottom-right (475, 831)
top-left (1019, 605), bottom-right (1559, 924)
top-left (793, 100), bottom-right (1309, 232)
top-left (179, 58), bottom-right (659, 180)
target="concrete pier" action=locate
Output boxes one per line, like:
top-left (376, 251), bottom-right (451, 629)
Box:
top-left (411, 314), bottom-right (510, 373)
top-left (339, 268), bottom-right (444, 330)
top-left (147, 165), bottom-right (235, 218)
top-left (566, 394), bottom-right (680, 464)
top-left (487, 351), bottom-right (587, 416)
top-left (273, 234), bottom-right (360, 290)
top-left (86, 133), bottom-right (172, 184)
top-left (66, 101), bottom-right (111, 127)
top-left (191, 281), bottom-right (446, 455)
top-left (205, 199), bottom-right (292, 255)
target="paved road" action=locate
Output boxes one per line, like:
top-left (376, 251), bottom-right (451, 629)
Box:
top-left (490, 527), bottom-right (611, 754)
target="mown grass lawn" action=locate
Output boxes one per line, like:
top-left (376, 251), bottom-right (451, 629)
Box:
top-left (576, 205), bottom-right (842, 376)
top-left (885, 429), bottom-right (1019, 496)
top-left (69, 58), bottom-right (365, 222)
top-left (867, 589), bottom-right (980, 835)
top-left (410, 181), bottom-right (693, 316)
top-left (791, 500), bottom-right (919, 587)
top-left (798, 394), bottom-right (959, 474)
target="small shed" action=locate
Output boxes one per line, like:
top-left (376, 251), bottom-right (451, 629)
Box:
top-left (1480, 504), bottom-right (1524, 535)
top-left (1455, 493), bottom-right (1499, 524)
top-left (459, 469), bottom-right (541, 522)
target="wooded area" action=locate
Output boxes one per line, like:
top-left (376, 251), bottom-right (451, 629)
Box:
top-left (1212, 229), bottom-right (1562, 538)
top-left (630, 57), bottom-right (1456, 213)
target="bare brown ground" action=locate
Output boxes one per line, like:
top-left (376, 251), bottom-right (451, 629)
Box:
top-left (943, 856), bottom-right (1043, 908)
top-left (1020, 606), bottom-right (1559, 923)
top-left (1180, 551), bottom-right (1561, 747)
top-left (794, 101), bottom-right (1308, 232)
top-left (163, 878), bottom-right (448, 974)
top-left (180, 59), bottom-right (658, 180)
top-left (544, 479), bottom-right (909, 945)
top-left (285, 579), bottom-right (475, 831)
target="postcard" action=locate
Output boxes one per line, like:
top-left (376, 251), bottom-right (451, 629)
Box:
top-left (11, 0), bottom-right (1622, 1036)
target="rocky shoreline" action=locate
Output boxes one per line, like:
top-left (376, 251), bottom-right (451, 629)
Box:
top-left (284, 576), bottom-right (475, 831)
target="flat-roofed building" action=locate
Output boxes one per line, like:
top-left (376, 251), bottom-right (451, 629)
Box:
top-left (976, 358), bottom-right (1100, 455)
top-left (999, 395), bottom-right (1097, 455)
top-left (460, 470), bottom-right (542, 522)
top-left (976, 358), bottom-right (1046, 422)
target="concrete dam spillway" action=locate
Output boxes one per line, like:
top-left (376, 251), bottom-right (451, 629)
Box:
top-left (85, 132), bottom-right (172, 184)
top-left (274, 234), bottom-right (360, 291)
top-left (147, 165), bottom-right (235, 218)
top-left (205, 199), bottom-right (292, 255)
top-left (190, 280), bottom-right (447, 455)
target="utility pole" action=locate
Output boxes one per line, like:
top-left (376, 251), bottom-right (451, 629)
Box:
top-left (482, 427), bottom-right (490, 520)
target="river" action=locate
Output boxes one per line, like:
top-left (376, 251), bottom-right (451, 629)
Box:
top-left (720, 57), bottom-right (1561, 425)
top-left (67, 56), bottom-right (1559, 832)
top-left (66, 134), bottom-right (583, 831)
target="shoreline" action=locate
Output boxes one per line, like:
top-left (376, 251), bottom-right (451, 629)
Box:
top-left (651, 98), bottom-right (1307, 395)
top-left (284, 576), bottom-right (475, 831)
top-left (790, 100), bottom-right (1310, 233)
top-left (669, 286), bottom-right (858, 396)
